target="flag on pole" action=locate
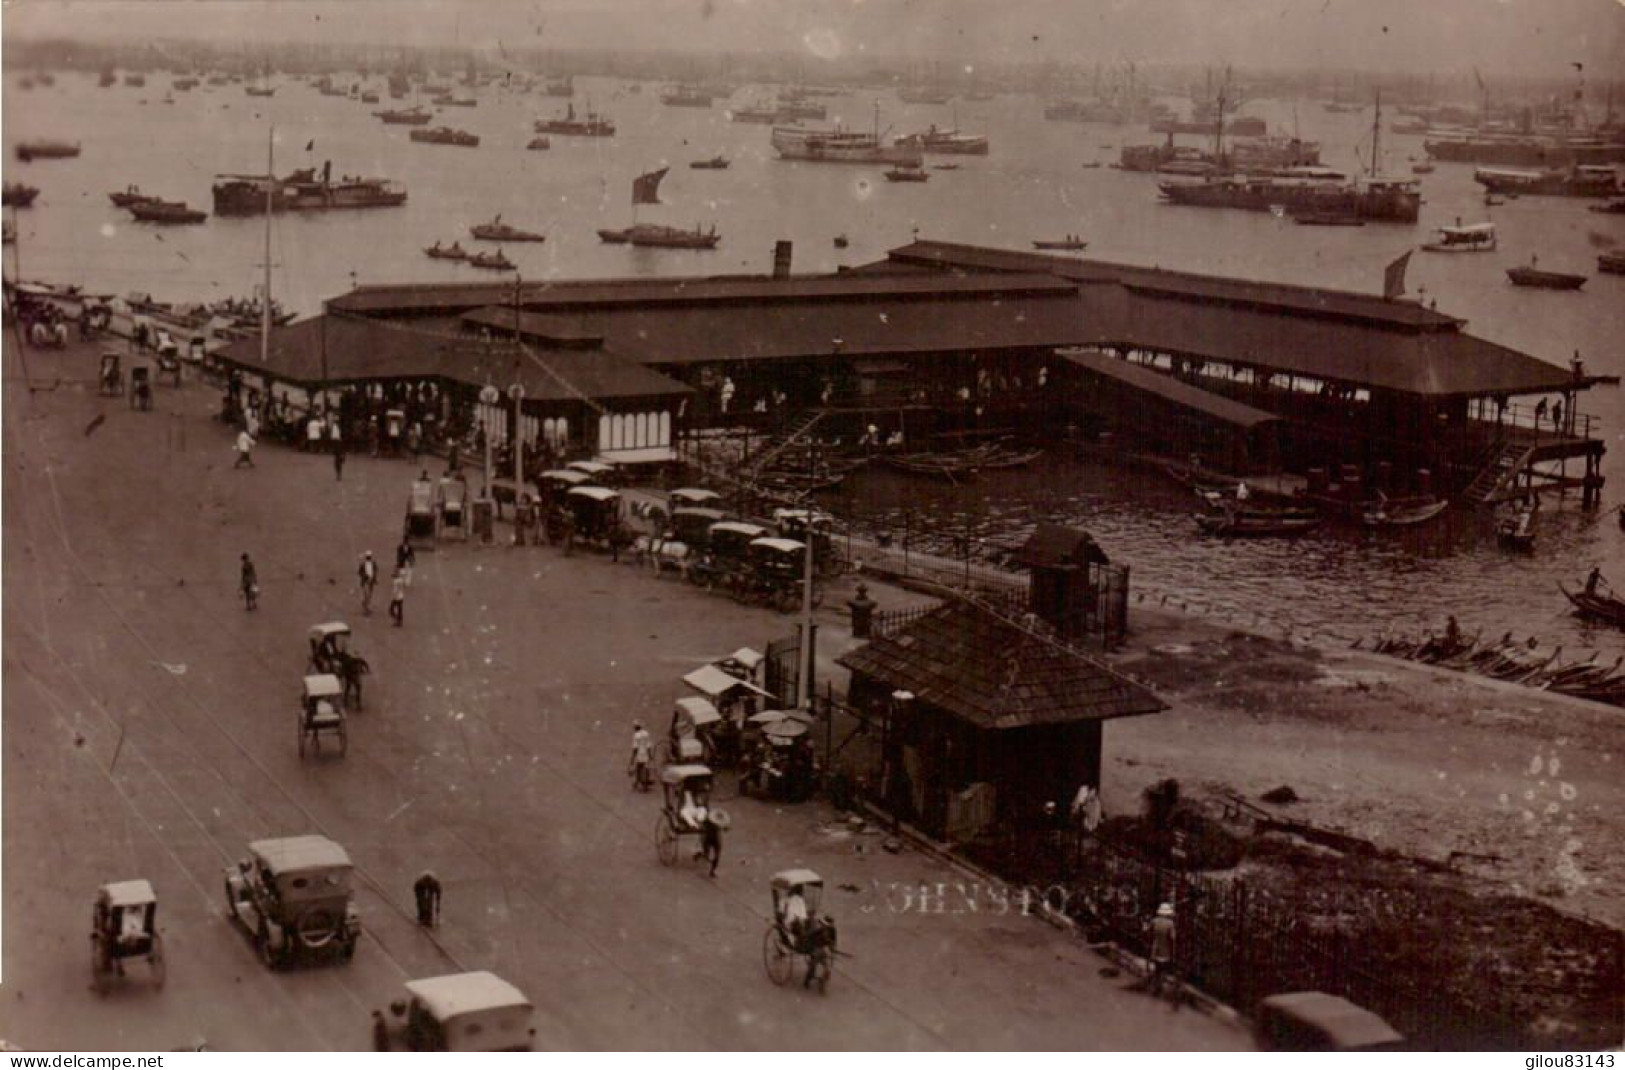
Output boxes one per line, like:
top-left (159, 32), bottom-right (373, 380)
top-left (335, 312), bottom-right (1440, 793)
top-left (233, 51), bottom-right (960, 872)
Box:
top-left (632, 168), bottom-right (668, 206)
top-left (1383, 250), bottom-right (1412, 301)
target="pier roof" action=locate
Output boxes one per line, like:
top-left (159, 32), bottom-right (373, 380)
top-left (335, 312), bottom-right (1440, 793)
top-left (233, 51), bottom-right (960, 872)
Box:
top-left (838, 598), bottom-right (1166, 729)
top-left (1060, 349), bottom-right (1283, 428)
top-left (216, 314), bottom-right (690, 401)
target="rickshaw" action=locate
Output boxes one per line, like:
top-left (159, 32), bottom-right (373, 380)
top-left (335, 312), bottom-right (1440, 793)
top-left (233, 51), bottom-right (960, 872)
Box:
top-left (154, 330), bottom-right (182, 385)
top-left (693, 520), bottom-right (768, 591)
top-left (773, 508), bottom-right (845, 577)
top-left (307, 622), bottom-right (352, 674)
top-left (439, 477), bottom-right (469, 539)
top-left (742, 716), bottom-right (817, 801)
top-left (669, 487), bottom-right (723, 508)
top-left (742, 537), bottom-right (822, 613)
top-left (666, 695), bottom-right (720, 766)
top-left (99, 352), bottom-right (124, 396)
top-left (405, 477), bottom-right (437, 550)
top-left (299, 673), bottom-right (348, 758)
top-left (655, 764), bottom-right (728, 867)
top-left (566, 485), bottom-right (623, 549)
top-left (91, 880), bottom-right (166, 993)
top-left (765, 869), bottom-right (836, 991)
top-left (682, 662), bottom-right (775, 767)
top-left (565, 458), bottom-right (617, 485)
top-left (129, 356), bottom-right (155, 411)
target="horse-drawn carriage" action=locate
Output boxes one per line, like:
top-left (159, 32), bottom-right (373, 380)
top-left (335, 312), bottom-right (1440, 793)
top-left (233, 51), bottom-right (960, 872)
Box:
top-left (91, 880), bottom-right (166, 993)
top-left (539, 469), bottom-right (591, 541)
top-left (405, 477), bottom-right (437, 550)
top-left (736, 537), bottom-right (821, 613)
top-left (669, 487), bottom-right (723, 508)
top-left (773, 508), bottom-right (845, 577)
top-left (565, 459), bottom-right (618, 485)
top-left (438, 477), bottom-right (469, 540)
top-left (764, 869), bottom-right (836, 992)
top-left (565, 485), bottom-right (624, 550)
top-left (306, 622), bottom-right (368, 708)
top-left (654, 764), bottom-right (728, 868)
top-left (690, 520), bottom-right (768, 591)
top-left (299, 673), bottom-right (348, 758)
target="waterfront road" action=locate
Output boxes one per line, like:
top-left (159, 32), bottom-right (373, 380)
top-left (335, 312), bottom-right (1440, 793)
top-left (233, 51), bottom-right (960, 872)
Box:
top-left (0, 341), bottom-right (1246, 1051)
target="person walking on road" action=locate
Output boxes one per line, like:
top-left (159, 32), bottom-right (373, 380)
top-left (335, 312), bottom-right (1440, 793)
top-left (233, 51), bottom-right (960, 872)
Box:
top-left (358, 551), bottom-right (379, 616)
top-left (333, 442), bottom-right (346, 482)
top-left (629, 721), bottom-right (654, 791)
top-left (233, 428), bottom-right (256, 469)
top-left (396, 537), bottom-right (416, 589)
top-left (413, 871), bottom-right (442, 927)
top-left (240, 553), bottom-right (258, 611)
top-left (389, 569), bottom-right (406, 627)
top-left (1148, 902), bottom-right (1178, 1005)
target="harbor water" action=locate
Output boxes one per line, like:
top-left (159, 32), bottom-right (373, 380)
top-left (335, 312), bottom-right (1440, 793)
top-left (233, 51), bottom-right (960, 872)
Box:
top-left (6, 73), bottom-right (1624, 649)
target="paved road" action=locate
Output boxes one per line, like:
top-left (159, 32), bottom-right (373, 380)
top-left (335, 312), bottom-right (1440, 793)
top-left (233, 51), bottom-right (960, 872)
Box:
top-left (1, 341), bottom-right (1248, 1051)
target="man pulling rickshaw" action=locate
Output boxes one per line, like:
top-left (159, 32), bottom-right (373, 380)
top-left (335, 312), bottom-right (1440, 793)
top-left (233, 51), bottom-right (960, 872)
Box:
top-left (654, 765), bottom-right (728, 875)
top-left (765, 869), bottom-right (837, 992)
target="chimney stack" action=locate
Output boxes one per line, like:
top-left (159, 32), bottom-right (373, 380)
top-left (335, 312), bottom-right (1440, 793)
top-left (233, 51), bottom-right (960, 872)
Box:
top-left (773, 240), bottom-right (793, 280)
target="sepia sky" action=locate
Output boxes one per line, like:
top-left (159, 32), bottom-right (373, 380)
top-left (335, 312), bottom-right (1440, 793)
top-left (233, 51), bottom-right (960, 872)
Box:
top-left (3, 0), bottom-right (1623, 76)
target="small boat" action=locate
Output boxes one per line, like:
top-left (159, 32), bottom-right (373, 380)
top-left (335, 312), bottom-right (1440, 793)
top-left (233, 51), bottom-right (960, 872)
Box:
top-left (932, 163), bottom-right (960, 171)
top-left (1560, 576), bottom-right (1625, 628)
top-left (470, 215), bottom-right (546, 242)
top-left (15, 140), bottom-right (81, 162)
top-left (689, 156), bottom-right (731, 169)
top-left (884, 164), bottom-right (930, 182)
top-left (883, 443), bottom-right (1042, 479)
top-left (467, 249), bottom-right (515, 270)
top-left (1507, 260), bottom-right (1586, 290)
top-left (108, 185), bottom-right (159, 209)
top-left (833, 234), bottom-right (849, 248)
top-left (1292, 209), bottom-right (1365, 226)
top-left (2, 182), bottom-right (41, 208)
top-left (1423, 221), bottom-right (1496, 252)
top-left (526, 136), bottom-right (551, 150)
top-left (596, 223), bottom-right (720, 249)
top-left (245, 85), bottom-right (275, 98)
top-left (1599, 251), bottom-right (1625, 275)
top-left (128, 199), bottom-right (207, 224)
top-left (375, 106), bottom-right (432, 125)
top-left (409, 126), bottom-right (480, 147)
top-left (1032, 237), bottom-right (1088, 251)
top-left (1362, 497), bottom-right (1448, 528)
top-left (1195, 505), bottom-right (1321, 537)
top-left (423, 241), bottom-right (468, 260)
top-left (1496, 501), bottom-right (1538, 550)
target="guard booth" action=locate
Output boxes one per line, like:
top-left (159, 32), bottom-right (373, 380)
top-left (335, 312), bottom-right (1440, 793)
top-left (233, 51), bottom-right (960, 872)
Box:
top-left (1013, 523), bottom-right (1129, 650)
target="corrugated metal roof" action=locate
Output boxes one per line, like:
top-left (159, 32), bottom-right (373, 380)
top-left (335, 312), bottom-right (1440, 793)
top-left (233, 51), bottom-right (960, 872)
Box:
top-left (885, 240), bottom-right (1464, 331)
top-left (330, 270), bottom-right (1076, 315)
top-left (837, 599), bottom-right (1166, 729)
top-left (1059, 349), bottom-right (1284, 428)
top-left (216, 315), bottom-right (691, 401)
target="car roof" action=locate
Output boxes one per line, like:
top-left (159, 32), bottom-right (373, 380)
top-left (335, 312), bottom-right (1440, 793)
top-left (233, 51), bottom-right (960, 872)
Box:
top-left (1260, 992), bottom-right (1404, 1049)
top-left (249, 835), bottom-right (353, 874)
top-left (303, 674), bottom-right (344, 698)
top-left (404, 972), bottom-right (532, 1020)
top-left (751, 537), bottom-right (806, 554)
top-left (711, 521), bottom-right (767, 536)
top-left (567, 486), bottom-right (619, 501)
top-left (772, 869), bottom-right (823, 889)
top-left (101, 879), bottom-right (156, 907)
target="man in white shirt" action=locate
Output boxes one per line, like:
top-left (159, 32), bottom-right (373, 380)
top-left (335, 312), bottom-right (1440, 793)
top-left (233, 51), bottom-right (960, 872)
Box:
top-left (234, 429), bottom-right (256, 469)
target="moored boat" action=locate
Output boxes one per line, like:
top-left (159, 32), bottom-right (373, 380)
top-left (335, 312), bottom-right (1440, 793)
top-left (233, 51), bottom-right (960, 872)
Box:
top-left (596, 223), bottom-right (720, 249)
top-left (470, 215), bottom-right (546, 242)
top-left (1362, 497), bottom-right (1448, 527)
top-left (1560, 576), bottom-right (1625, 628)
top-left (771, 110), bottom-right (922, 166)
top-left (108, 185), bottom-right (159, 209)
top-left (1195, 505), bottom-right (1321, 537)
top-left (374, 106), bottom-right (432, 125)
top-left (534, 102), bottom-right (615, 137)
top-left (1032, 236), bottom-right (1088, 250)
top-left (884, 164), bottom-right (930, 182)
top-left (1422, 221), bottom-right (1496, 252)
top-left (1599, 251), bottom-right (1625, 275)
top-left (16, 140), bottom-right (81, 162)
top-left (128, 199), bottom-right (208, 224)
top-left (2, 182), bottom-right (41, 207)
top-left (467, 249), bottom-right (515, 271)
top-left (689, 156), bottom-right (730, 169)
top-left (1506, 259), bottom-right (1586, 290)
top-left (526, 137), bottom-right (551, 151)
top-left (212, 167), bottom-right (407, 215)
top-left (894, 125), bottom-right (989, 155)
top-left (409, 126), bottom-right (479, 147)
top-left (423, 241), bottom-right (468, 260)
top-left (1473, 165), bottom-right (1619, 198)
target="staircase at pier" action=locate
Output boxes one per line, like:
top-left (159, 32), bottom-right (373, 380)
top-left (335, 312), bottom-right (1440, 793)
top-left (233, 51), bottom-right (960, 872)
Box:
top-left (745, 410), bottom-right (827, 475)
top-left (1459, 441), bottom-right (1536, 505)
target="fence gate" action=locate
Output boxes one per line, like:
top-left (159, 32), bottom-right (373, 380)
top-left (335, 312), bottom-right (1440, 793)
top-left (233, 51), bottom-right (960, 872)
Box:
top-left (763, 633), bottom-right (800, 708)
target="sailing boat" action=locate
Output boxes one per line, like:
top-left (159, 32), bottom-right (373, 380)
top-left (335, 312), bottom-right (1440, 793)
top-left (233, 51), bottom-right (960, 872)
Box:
top-left (596, 168), bottom-right (720, 249)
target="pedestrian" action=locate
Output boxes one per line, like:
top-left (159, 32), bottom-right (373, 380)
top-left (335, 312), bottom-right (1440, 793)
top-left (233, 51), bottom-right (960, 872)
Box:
top-left (329, 417), bottom-right (343, 455)
top-left (358, 551), bottom-right (378, 616)
top-left (1148, 902), bottom-right (1177, 1003)
top-left (628, 721), bottom-right (653, 791)
top-left (306, 412), bottom-right (325, 454)
top-left (1552, 399), bottom-right (1564, 432)
top-left (371, 1009), bottom-right (389, 1052)
top-left (233, 428), bottom-right (256, 469)
top-left (389, 568), bottom-right (406, 627)
top-left (699, 812), bottom-right (723, 878)
top-left (413, 870), bottom-right (441, 927)
top-left (240, 553), bottom-right (258, 611)
top-left (396, 537), bottom-right (416, 588)
top-left (333, 442), bottom-right (346, 482)
top-left (367, 415), bottom-right (380, 457)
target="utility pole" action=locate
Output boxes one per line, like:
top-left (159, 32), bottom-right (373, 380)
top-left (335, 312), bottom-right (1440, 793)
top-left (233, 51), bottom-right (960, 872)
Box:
top-left (798, 435), bottom-right (817, 713)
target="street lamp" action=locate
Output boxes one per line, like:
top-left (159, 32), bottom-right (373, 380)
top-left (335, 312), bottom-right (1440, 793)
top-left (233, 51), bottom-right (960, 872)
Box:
top-left (509, 381), bottom-right (525, 490)
top-left (479, 383), bottom-right (500, 496)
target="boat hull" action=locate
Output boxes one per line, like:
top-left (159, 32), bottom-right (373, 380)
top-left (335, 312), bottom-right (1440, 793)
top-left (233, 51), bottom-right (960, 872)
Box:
top-left (771, 127), bottom-right (922, 166)
top-left (1160, 178), bottom-right (1420, 223)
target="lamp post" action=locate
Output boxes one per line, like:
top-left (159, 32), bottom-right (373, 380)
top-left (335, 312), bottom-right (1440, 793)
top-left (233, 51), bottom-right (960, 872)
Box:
top-left (510, 381), bottom-right (525, 489)
top-left (798, 439), bottom-right (818, 715)
top-left (479, 383), bottom-right (500, 496)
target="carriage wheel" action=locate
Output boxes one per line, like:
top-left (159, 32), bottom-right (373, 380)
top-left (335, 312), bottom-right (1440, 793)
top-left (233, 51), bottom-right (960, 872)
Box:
top-left (655, 813), bottom-right (679, 867)
top-left (149, 933), bottom-right (167, 988)
top-left (763, 926), bottom-right (795, 986)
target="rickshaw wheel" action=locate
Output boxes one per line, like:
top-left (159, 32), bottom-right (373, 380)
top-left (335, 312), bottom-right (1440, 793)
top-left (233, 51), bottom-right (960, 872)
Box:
top-left (149, 933), bottom-right (167, 987)
top-left (655, 813), bottom-right (679, 867)
top-left (763, 926), bottom-right (795, 986)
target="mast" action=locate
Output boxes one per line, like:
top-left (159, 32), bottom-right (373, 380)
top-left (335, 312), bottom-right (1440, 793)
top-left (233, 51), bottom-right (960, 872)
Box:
top-left (1370, 90), bottom-right (1382, 177)
top-left (260, 125), bottom-right (273, 372)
